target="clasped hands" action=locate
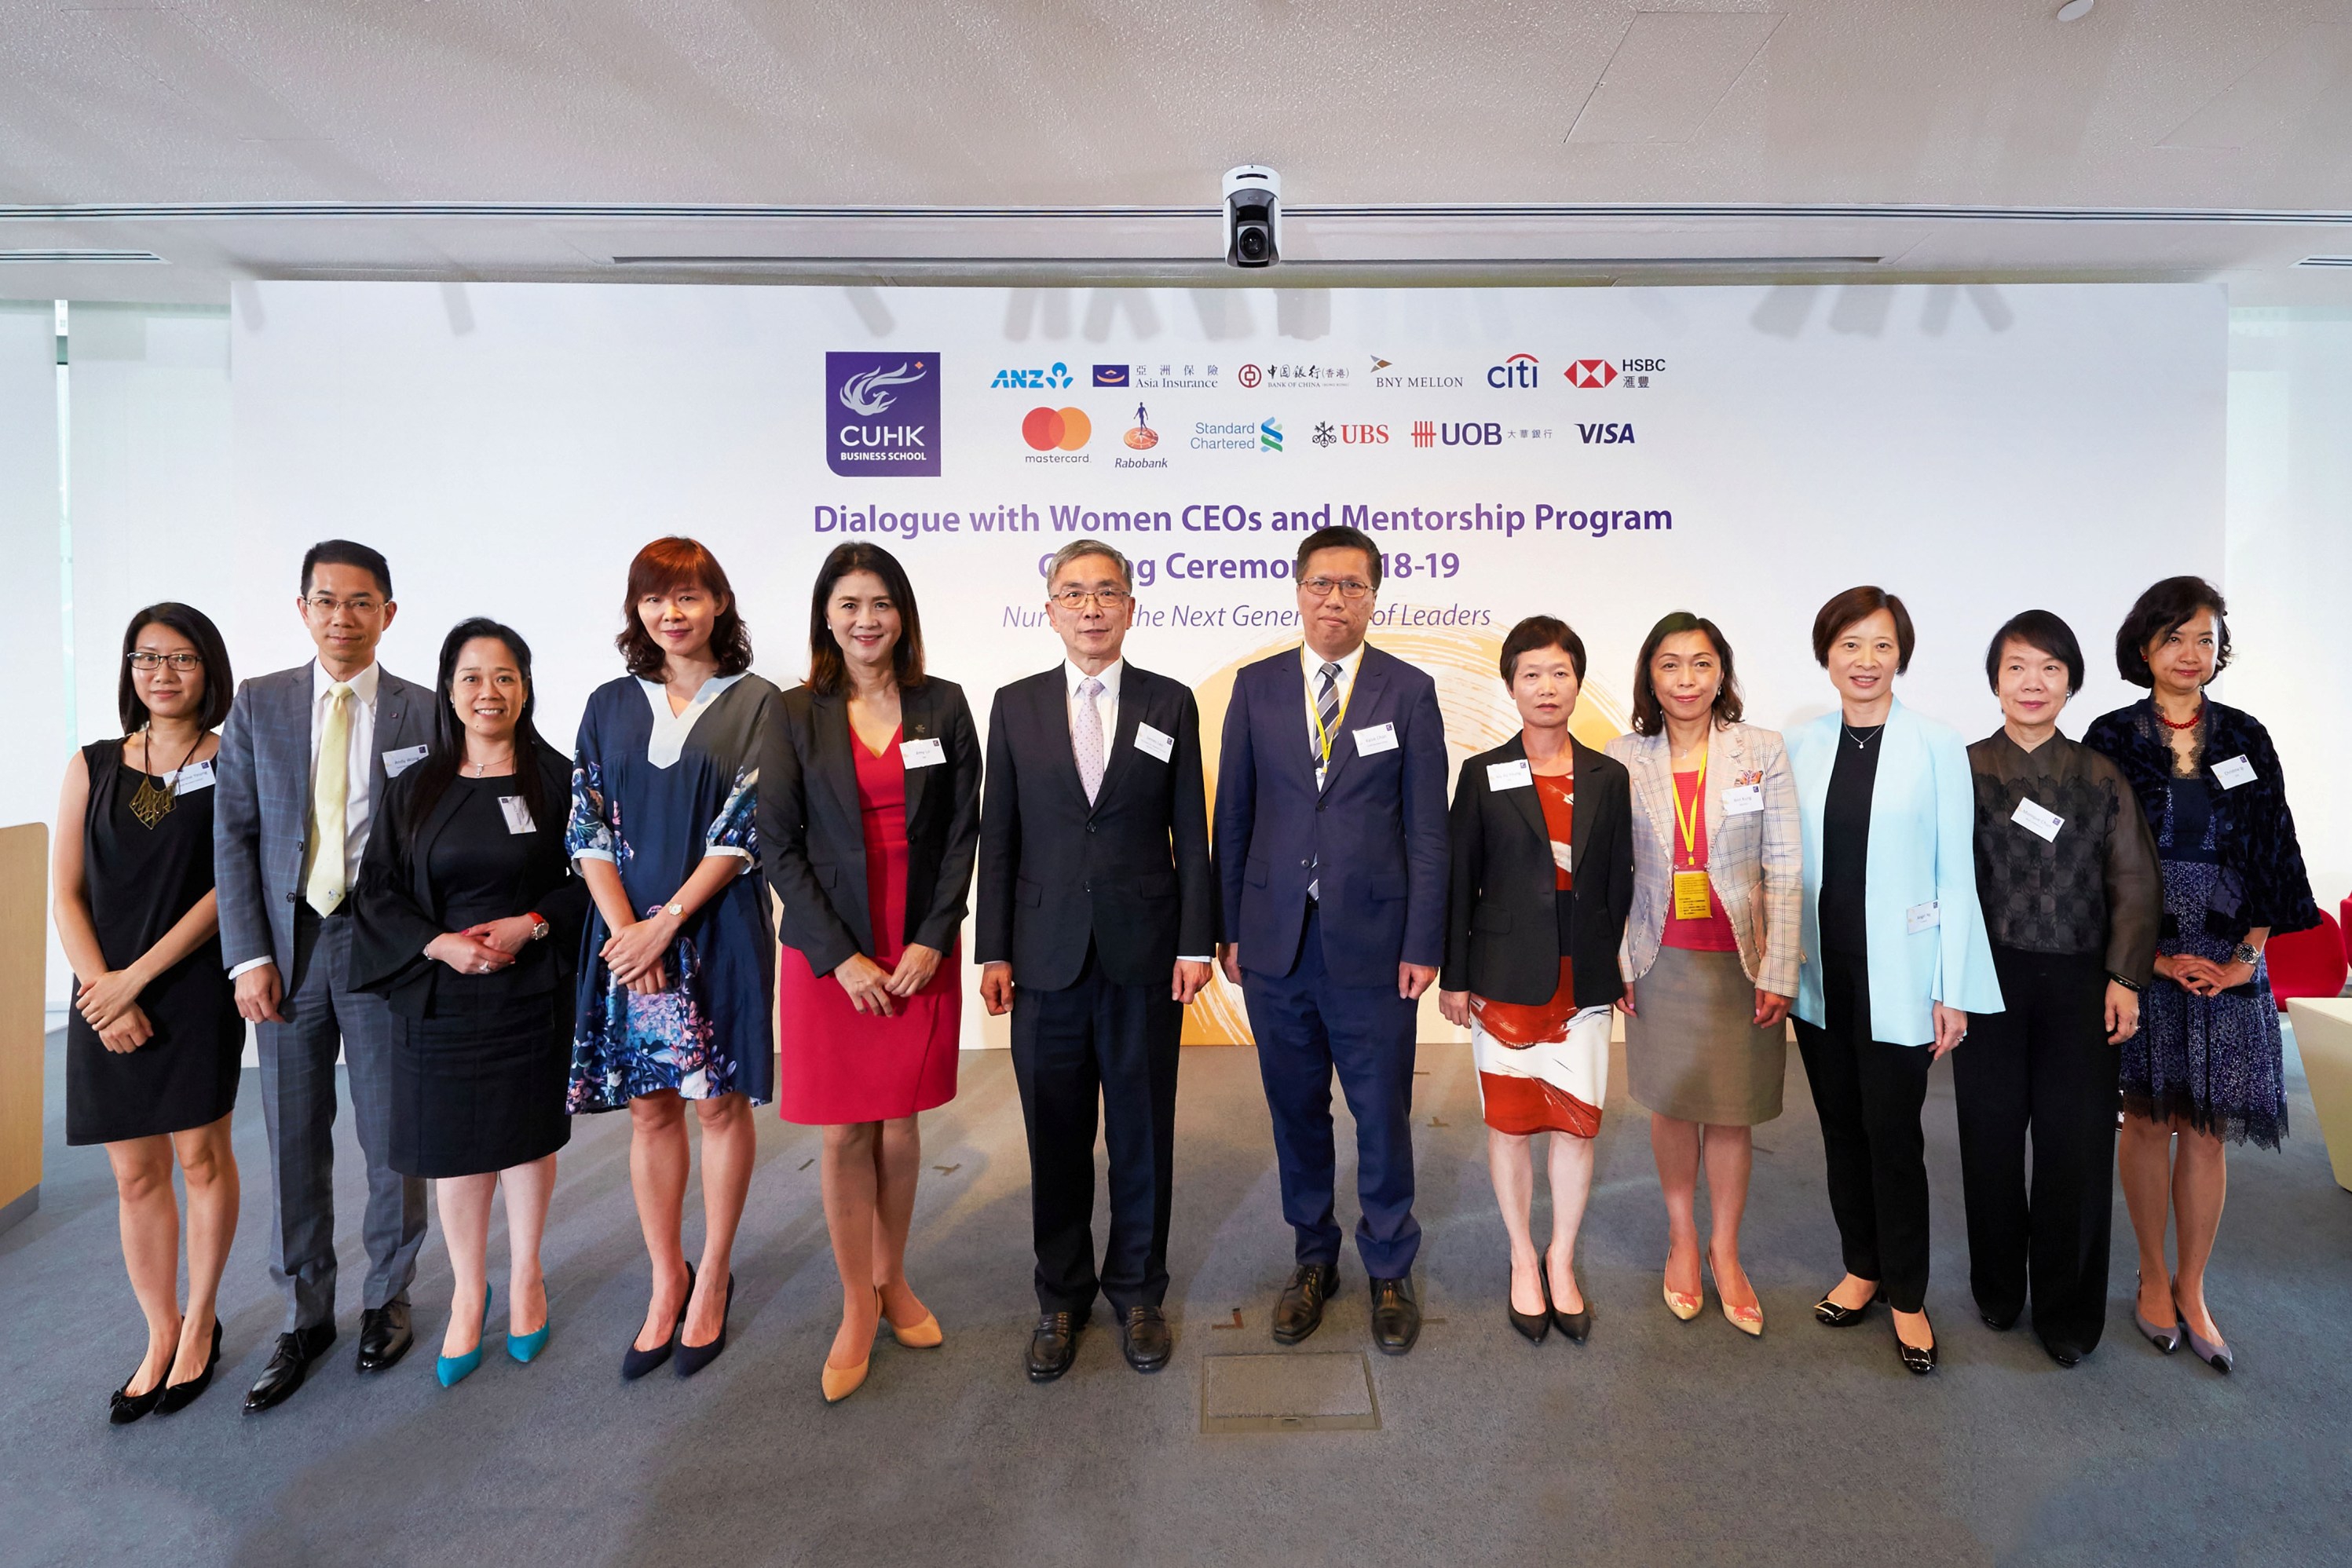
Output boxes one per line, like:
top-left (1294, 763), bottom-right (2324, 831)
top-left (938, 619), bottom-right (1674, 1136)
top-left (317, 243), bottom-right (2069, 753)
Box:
top-left (2155, 952), bottom-right (2253, 999)
top-left (77, 965), bottom-right (155, 1054)
top-left (426, 914), bottom-right (545, 979)
top-left (837, 945), bottom-right (948, 1017)
top-left (978, 956), bottom-right (1213, 1017)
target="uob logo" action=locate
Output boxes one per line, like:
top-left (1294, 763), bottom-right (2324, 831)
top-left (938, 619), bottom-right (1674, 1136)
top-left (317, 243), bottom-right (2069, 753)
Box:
top-left (826, 353), bottom-right (942, 477)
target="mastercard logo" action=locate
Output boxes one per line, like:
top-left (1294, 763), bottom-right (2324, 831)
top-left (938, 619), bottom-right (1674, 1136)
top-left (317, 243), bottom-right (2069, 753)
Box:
top-left (1022, 406), bottom-right (1092, 451)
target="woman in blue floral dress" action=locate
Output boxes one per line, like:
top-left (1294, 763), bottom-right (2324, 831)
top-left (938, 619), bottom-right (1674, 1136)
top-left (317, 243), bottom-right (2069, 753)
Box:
top-left (570, 537), bottom-right (781, 1379)
top-left (2085, 576), bottom-right (2319, 1375)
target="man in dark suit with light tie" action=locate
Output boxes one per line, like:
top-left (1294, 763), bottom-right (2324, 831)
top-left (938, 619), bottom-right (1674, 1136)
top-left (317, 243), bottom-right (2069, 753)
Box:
top-left (979, 539), bottom-right (1217, 1382)
top-left (1215, 524), bottom-right (1449, 1354)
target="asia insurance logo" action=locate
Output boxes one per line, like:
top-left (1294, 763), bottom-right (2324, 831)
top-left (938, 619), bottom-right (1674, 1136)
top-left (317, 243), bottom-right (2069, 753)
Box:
top-left (1092, 364), bottom-right (1129, 387)
top-left (1022, 405), bottom-right (1092, 452)
top-left (826, 353), bottom-right (941, 477)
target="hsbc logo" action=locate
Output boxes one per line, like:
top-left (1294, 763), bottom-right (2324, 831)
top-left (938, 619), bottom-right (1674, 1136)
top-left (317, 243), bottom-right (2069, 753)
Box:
top-left (1565, 360), bottom-right (1617, 389)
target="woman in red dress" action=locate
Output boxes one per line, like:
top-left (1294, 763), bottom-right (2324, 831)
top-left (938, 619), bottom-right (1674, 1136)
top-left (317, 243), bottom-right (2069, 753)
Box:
top-left (759, 543), bottom-right (981, 1403)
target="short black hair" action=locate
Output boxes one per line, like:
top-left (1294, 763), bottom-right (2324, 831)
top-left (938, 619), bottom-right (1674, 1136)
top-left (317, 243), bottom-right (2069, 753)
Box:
top-left (2114, 575), bottom-right (2230, 689)
top-left (1499, 615), bottom-right (1586, 685)
top-left (1630, 611), bottom-right (1744, 736)
top-left (119, 601), bottom-right (235, 733)
top-left (1812, 585), bottom-right (1915, 674)
top-left (1295, 524), bottom-right (1383, 590)
top-left (1985, 610), bottom-right (2084, 696)
top-left (301, 539), bottom-right (393, 600)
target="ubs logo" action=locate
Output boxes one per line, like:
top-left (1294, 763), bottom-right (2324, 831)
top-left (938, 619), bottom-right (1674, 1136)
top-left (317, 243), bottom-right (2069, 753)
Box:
top-left (827, 353), bottom-right (941, 477)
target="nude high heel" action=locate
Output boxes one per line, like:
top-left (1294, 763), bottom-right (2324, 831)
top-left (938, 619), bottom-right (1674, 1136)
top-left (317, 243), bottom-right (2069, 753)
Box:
top-left (880, 1285), bottom-right (943, 1350)
top-left (1662, 1257), bottom-right (1703, 1322)
top-left (1707, 1254), bottom-right (1764, 1338)
top-left (821, 1291), bottom-right (878, 1405)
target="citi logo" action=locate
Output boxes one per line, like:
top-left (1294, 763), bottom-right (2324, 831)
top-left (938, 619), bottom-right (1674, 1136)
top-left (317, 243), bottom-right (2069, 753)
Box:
top-left (992, 363), bottom-right (1073, 389)
top-left (1260, 417), bottom-right (1283, 451)
top-left (1488, 353), bottom-right (1540, 389)
top-left (1578, 423), bottom-right (1636, 444)
top-left (1565, 360), bottom-right (1619, 389)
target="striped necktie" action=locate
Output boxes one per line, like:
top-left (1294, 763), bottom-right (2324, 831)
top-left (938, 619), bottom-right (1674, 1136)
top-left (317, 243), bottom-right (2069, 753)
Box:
top-left (1308, 661), bottom-right (1341, 901)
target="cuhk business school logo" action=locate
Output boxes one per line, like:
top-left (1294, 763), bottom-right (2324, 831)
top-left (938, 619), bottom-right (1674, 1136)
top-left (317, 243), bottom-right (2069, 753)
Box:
top-left (827, 353), bottom-right (941, 477)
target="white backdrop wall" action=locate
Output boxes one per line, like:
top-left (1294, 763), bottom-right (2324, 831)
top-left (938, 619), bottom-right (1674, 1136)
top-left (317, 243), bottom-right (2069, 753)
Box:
top-left (0, 303), bottom-right (63, 835)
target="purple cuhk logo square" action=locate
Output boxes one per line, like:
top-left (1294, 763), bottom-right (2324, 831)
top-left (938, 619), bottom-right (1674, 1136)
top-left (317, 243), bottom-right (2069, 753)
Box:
top-left (825, 352), bottom-right (942, 477)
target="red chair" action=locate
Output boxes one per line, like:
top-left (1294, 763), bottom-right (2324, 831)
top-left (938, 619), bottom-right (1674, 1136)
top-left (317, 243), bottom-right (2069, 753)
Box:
top-left (2268, 910), bottom-right (2348, 1011)
top-left (2339, 897), bottom-right (2351, 963)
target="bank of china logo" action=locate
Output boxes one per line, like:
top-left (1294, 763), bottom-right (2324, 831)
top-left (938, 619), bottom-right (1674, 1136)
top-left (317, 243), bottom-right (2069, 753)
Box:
top-left (1238, 364), bottom-right (1264, 389)
top-left (1022, 406), bottom-right (1092, 451)
top-left (1260, 417), bottom-right (1282, 451)
top-left (992, 362), bottom-right (1073, 389)
top-left (827, 352), bottom-right (941, 477)
top-left (1411, 420), bottom-right (1436, 448)
top-left (1092, 364), bottom-right (1129, 387)
top-left (1311, 421), bottom-right (1337, 448)
top-left (1565, 359), bottom-right (1619, 389)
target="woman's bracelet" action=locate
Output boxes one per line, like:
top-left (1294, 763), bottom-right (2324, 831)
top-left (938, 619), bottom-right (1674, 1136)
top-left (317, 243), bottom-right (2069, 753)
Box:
top-left (2107, 973), bottom-right (2142, 993)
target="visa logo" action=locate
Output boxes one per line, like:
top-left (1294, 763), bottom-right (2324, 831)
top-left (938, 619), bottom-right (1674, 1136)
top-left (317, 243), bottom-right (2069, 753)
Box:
top-left (1578, 423), bottom-right (1636, 444)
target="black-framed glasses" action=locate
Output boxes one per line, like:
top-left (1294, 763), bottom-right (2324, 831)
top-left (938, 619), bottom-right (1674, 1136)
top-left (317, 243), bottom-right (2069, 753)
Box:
top-left (1301, 576), bottom-right (1372, 601)
top-left (1051, 588), bottom-right (1130, 609)
top-left (126, 651), bottom-right (203, 671)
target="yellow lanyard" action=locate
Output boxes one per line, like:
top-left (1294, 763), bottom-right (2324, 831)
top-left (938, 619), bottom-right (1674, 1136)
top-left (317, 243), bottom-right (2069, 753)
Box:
top-left (1673, 752), bottom-right (1708, 866)
top-left (1308, 665), bottom-right (1354, 766)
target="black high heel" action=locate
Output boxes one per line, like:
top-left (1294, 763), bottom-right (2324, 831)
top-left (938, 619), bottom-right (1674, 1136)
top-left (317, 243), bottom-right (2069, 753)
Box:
top-left (156, 1319), bottom-right (223, 1415)
top-left (621, 1262), bottom-right (693, 1381)
top-left (1506, 1259), bottom-right (1549, 1343)
top-left (1813, 1282), bottom-right (1887, 1328)
top-left (108, 1338), bottom-right (174, 1425)
top-left (675, 1274), bottom-right (736, 1378)
top-left (1547, 1258), bottom-right (1591, 1345)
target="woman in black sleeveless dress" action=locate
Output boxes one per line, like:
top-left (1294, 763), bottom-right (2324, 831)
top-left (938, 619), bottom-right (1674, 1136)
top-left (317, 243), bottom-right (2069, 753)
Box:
top-left (52, 604), bottom-right (242, 1423)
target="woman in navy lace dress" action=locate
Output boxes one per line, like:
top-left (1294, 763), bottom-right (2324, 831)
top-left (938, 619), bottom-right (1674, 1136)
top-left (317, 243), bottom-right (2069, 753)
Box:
top-left (2084, 576), bottom-right (2319, 1375)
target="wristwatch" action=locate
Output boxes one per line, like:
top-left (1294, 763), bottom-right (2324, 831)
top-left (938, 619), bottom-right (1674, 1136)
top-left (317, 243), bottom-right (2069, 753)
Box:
top-left (2231, 941), bottom-right (2262, 968)
top-left (665, 901), bottom-right (686, 919)
top-left (525, 912), bottom-right (550, 942)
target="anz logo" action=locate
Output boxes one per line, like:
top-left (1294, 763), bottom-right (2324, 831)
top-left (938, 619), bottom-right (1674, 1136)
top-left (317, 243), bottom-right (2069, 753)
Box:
top-left (991, 362), bottom-right (1074, 389)
top-left (1578, 423), bottom-right (1636, 444)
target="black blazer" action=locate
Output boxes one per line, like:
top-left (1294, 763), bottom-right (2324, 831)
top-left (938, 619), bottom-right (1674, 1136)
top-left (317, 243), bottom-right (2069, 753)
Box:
top-left (975, 663), bottom-right (1216, 992)
top-left (759, 678), bottom-right (982, 978)
top-left (348, 739), bottom-right (589, 1022)
top-left (1441, 733), bottom-right (1634, 1007)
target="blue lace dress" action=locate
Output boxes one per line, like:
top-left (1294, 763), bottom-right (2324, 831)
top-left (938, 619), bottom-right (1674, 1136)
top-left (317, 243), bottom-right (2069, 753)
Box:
top-left (566, 673), bottom-right (781, 1111)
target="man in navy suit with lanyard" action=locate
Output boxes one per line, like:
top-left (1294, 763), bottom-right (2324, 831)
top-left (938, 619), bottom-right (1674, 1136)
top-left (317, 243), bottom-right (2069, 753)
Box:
top-left (1215, 524), bottom-right (1450, 1354)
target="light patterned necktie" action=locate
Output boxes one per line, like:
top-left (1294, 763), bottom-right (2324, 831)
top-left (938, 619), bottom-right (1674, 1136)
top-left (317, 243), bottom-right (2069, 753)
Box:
top-left (305, 682), bottom-right (354, 915)
top-left (1072, 676), bottom-right (1107, 805)
top-left (1308, 661), bottom-right (1341, 901)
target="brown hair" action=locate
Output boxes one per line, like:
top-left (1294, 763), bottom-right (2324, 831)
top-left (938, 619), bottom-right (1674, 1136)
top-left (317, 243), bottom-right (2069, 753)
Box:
top-left (807, 542), bottom-right (927, 696)
top-left (2114, 575), bottom-right (2230, 689)
top-left (1498, 615), bottom-right (1586, 685)
top-left (616, 537), bottom-right (753, 680)
top-left (1811, 585), bottom-right (1915, 673)
top-left (1630, 612), bottom-right (1744, 736)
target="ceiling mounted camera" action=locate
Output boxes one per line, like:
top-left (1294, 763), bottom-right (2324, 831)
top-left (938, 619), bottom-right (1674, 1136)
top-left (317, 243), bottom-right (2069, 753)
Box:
top-left (1223, 166), bottom-right (1281, 269)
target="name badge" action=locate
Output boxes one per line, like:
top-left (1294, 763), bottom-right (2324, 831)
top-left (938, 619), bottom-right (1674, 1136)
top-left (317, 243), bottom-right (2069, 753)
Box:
top-left (1355, 722), bottom-right (1399, 757)
top-left (1551, 839), bottom-right (1573, 874)
top-left (1906, 901), bottom-right (1940, 934)
top-left (901, 736), bottom-right (946, 769)
top-left (1673, 869), bottom-right (1712, 920)
top-left (168, 759), bottom-right (216, 794)
top-left (2211, 754), bottom-right (2256, 790)
top-left (2011, 797), bottom-right (2063, 842)
top-left (1134, 722), bottom-right (1174, 763)
top-left (1487, 759), bottom-right (1533, 791)
top-left (1720, 784), bottom-right (1764, 816)
top-left (382, 744), bottom-right (429, 777)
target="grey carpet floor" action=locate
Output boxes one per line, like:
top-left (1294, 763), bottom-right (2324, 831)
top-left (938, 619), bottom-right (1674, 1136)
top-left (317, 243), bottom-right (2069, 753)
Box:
top-left (2, 1026), bottom-right (2347, 1568)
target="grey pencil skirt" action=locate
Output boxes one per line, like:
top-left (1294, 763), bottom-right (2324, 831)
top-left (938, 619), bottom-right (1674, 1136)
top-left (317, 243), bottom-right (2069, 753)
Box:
top-left (1624, 944), bottom-right (1786, 1126)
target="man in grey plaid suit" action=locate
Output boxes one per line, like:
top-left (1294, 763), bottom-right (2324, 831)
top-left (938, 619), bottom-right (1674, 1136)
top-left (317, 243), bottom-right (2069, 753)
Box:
top-left (214, 540), bottom-right (438, 1413)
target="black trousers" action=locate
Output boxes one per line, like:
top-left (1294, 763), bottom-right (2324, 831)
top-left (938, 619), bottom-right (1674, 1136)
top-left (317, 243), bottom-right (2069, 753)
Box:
top-left (1793, 949), bottom-right (1935, 1314)
top-left (1008, 943), bottom-right (1183, 1318)
top-left (1953, 946), bottom-right (2116, 1351)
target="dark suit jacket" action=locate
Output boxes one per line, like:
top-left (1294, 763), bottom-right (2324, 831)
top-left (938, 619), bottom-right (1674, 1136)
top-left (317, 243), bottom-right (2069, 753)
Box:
top-left (759, 678), bottom-right (982, 978)
top-left (1213, 642), bottom-right (1450, 986)
top-left (975, 662), bottom-right (1216, 992)
top-left (1441, 733), bottom-right (1634, 1008)
top-left (346, 738), bottom-right (590, 1022)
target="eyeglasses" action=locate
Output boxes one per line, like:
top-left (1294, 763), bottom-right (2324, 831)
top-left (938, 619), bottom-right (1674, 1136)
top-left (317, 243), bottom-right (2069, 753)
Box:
top-left (1300, 577), bottom-right (1373, 601)
top-left (1051, 588), bottom-right (1131, 609)
top-left (126, 651), bottom-right (203, 671)
top-left (303, 594), bottom-right (383, 616)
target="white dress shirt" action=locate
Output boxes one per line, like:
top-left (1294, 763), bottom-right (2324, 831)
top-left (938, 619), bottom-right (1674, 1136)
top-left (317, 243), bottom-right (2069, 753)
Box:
top-left (1062, 656), bottom-right (1209, 966)
top-left (1299, 641), bottom-right (1367, 768)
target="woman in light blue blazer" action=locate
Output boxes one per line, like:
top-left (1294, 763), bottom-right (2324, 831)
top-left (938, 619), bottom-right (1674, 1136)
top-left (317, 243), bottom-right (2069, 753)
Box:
top-left (1786, 587), bottom-right (2001, 1376)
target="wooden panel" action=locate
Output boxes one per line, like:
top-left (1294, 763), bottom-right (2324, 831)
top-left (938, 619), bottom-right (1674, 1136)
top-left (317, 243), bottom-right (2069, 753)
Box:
top-left (2288, 998), bottom-right (2352, 1194)
top-left (0, 822), bottom-right (47, 1221)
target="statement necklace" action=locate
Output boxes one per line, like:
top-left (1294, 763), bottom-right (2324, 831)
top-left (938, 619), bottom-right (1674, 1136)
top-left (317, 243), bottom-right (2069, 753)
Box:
top-left (128, 726), bottom-right (203, 829)
top-left (2155, 700), bottom-right (2203, 732)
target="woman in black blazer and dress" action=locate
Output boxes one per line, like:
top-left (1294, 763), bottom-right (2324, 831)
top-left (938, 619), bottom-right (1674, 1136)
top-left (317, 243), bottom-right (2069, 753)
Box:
top-left (1439, 616), bottom-right (1635, 1344)
top-left (353, 620), bottom-right (588, 1387)
top-left (759, 543), bottom-right (982, 1402)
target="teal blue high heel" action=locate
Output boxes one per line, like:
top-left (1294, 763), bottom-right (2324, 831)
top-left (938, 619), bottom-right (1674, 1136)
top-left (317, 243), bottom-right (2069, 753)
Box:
top-left (437, 1284), bottom-right (492, 1388)
top-left (509, 1296), bottom-right (551, 1365)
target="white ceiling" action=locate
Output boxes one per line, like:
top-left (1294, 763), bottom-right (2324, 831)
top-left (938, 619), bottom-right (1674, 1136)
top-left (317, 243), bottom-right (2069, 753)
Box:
top-left (4, 0), bottom-right (2350, 303)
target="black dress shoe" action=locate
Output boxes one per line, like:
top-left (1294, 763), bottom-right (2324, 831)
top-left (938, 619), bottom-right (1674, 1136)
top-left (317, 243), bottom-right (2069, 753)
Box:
top-left (1897, 1312), bottom-right (1938, 1376)
top-left (1271, 1263), bottom-right (1338, 1346)
top-left (2041, 1336), bottom-right (2086, 1368)
top-left (1119, 1305), bottom-right (1172, 1372)
top-left (674, 1274), bottom-right (735, 1378)
top-left (354, 1303), bottom-right (413, 1374)
top-left (1026, 1311), bottom-right (1081, 1383)
top-left (243, 1323), bottom-right (337, 1414)
top-left (623, 1262), bottom-right (693, 1381)
top-left (109, 1363), bottom-right (169, 1426)
top-left (1978, 1301), bottom-right (2019, 1332)
top-left (156, 1320), bottom-right (223, 1415)
top-left (1368, 1276), bottom-right (1421, 1356)
top-left (1813, 1283), bottom-right (1887, 1328)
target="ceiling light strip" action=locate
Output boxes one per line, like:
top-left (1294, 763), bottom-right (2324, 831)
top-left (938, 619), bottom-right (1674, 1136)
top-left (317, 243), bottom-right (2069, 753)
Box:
top-left (0, 248), bottom-right (166, 262)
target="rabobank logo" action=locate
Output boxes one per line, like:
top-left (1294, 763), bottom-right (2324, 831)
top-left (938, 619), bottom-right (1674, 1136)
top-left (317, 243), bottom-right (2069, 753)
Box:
top-left (1260, 417), bottom-right (1283, 452)
top-left (991, 362), bottom-right (1073, 389)
top-left (827, 353), bottom-right (941, 477)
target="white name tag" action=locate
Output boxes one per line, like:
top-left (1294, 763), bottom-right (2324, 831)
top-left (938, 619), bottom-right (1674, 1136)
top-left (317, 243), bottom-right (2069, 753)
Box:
top-left (1906, 901), bottom-right (1941, 934)
top-left (382, 744), bottom-right (429, 777)
top-left (1134, 722), bottom-right (1174, 763)
top-left (167, 759), bottom-right (215, 794)
top-left (499, 795), bottom-right (537, 835)
top-left (2211, 754), bottom-right (2256, 790)
top-left (900, 736), bottom-right (946, 769)
top-left (2011, 797), bottom-right (2063, 842)
top-left (1354, 722), bottom-right (1399, 757)
top-left (1721, 784), bottom-right (1764, 816)
top-left (1550, 839), bottom-right (1573, 873)
top-left (1487, 759), bottom-right (1534, 791)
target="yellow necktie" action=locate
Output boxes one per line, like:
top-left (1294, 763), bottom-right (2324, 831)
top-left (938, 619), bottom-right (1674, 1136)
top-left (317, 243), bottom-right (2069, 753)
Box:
top-left (306, 682), bottom-right (354, 915)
